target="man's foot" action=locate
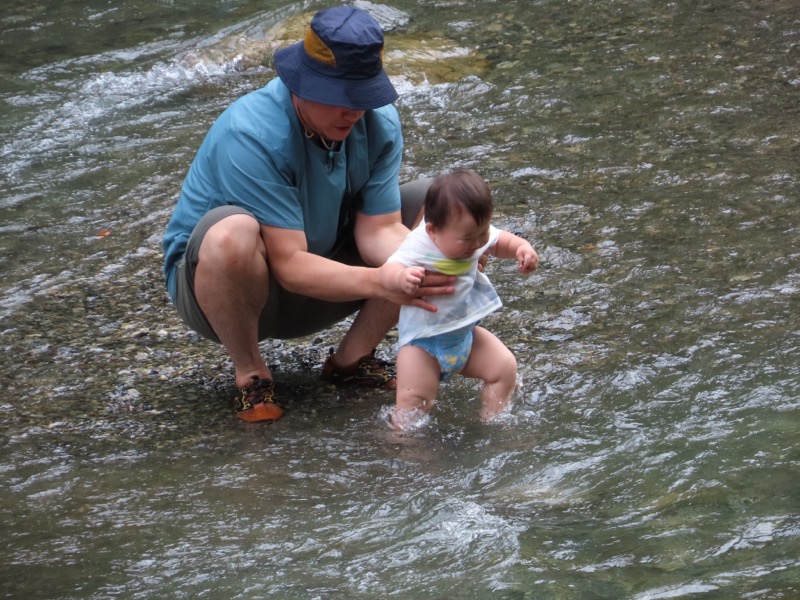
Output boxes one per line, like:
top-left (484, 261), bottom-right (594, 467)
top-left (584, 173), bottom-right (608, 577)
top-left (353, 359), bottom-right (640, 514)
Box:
top-left (234, 376), bottom-right (283, 423)
top-left (321, 349), bottom-right (397, 390)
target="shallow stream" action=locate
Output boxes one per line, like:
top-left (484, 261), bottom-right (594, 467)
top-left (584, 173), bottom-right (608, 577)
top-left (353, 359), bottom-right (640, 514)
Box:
top-left (1, 0), bottom-right (798, 597)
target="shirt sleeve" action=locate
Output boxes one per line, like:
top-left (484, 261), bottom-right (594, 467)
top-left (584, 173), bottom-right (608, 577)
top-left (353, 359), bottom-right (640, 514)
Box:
top-left (485, 225), bottom-right (501, 251)
top-left (386, 223), bottom-right (429, 266)
top-left (358, 106), bottom-right (403, 216)
top-left (386, 237), bottom-right (417, 266)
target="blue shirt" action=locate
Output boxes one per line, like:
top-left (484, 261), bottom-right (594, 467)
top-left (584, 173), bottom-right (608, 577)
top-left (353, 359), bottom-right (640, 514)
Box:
top-left (163, 78), bottom-right (403, 298)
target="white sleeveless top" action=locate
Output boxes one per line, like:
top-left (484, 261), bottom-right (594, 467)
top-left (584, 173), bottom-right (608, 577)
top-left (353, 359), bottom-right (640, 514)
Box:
top-left (387, 220), bottom-right (502, 348)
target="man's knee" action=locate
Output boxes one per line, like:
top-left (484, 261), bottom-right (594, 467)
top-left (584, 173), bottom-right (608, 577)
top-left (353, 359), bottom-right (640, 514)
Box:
top-left (400, 177), bottom-right (433, 228)
top-left (199, 214), bottom-right (265, 266)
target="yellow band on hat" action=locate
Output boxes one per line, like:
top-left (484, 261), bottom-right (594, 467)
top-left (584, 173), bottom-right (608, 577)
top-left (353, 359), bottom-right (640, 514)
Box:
top-left (304, 26), bottom-right (336, 67)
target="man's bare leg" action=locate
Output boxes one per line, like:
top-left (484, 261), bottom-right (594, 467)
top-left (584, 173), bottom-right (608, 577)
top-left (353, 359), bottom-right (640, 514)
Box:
top-left (193, 214), bottom-right (273, 389)
top-left (330, 190), bottom-right (424, 370)
top-left (331, 297), bottom-right (399, 368)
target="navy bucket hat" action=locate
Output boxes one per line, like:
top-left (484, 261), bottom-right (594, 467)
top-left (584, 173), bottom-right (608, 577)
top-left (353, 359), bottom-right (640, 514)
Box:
top-left (274, 6), bottom-right (398, 110)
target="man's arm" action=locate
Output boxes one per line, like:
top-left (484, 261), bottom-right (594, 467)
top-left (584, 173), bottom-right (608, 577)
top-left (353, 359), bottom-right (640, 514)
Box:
top-left (260, 224), bottom-right (453, 310)
top-left (261, 225), bottom-right (381, 301)
top-left (353, 210), bottom-right (410, 266)
top-left (354, 210), bottom-right (457, 293)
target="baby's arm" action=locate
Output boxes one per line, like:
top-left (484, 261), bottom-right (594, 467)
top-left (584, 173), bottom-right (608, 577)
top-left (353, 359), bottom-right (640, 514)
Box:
top-left (490, 231), bottom-right (539, 275)
top-left (380, 262), bottom-right (427, 295)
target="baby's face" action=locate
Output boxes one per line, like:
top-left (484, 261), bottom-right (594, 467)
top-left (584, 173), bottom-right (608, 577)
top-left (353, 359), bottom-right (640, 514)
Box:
top-left (426, 210), bottom-right (491, 260)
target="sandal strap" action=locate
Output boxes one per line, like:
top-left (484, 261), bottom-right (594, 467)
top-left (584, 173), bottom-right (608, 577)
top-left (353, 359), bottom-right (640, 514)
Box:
top-left (321, 349), bottom-right (396, 390)
top-left (234, 376), bottom-right (276, 412)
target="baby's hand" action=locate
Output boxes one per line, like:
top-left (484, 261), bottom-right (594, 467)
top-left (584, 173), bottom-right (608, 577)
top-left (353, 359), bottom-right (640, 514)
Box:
top-left (400, 266), bottom-right (426, 294)
top-left (517, 243), bottom-right (539, 275)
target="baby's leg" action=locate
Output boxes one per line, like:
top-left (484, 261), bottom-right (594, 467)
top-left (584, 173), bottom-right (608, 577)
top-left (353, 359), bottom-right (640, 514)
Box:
top-left (393, 344), bottom-right (441, 430)
top-left (460, 326), bottom-right (518, 421)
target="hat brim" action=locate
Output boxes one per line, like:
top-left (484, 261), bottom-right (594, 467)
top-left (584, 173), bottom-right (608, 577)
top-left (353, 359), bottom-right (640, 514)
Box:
top-left (275, 42), bottom-right (398, 111)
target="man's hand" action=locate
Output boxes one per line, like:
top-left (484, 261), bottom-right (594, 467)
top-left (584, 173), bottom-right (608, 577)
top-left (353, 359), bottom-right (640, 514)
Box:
top-left (379, 264), bottom-right (456, 312)
top-left (404, 270), bottom-right (456, 311)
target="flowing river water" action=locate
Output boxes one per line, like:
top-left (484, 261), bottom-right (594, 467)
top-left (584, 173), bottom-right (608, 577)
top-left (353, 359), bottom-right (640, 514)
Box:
top-left (1, 0), bottom-right (799, 598)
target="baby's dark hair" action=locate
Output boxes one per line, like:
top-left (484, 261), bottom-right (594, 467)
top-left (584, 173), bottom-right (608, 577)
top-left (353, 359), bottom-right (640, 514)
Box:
top-left (424, 169), bottom-right (493, 229)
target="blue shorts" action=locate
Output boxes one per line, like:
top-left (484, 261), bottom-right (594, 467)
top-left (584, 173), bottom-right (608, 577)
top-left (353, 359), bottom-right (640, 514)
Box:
top-left (408, 324), bottom-right (476, 381)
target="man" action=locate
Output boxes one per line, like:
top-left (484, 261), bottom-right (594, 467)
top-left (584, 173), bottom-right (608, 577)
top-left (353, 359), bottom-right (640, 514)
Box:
top-left (163, 6), bottom-right (454, 423)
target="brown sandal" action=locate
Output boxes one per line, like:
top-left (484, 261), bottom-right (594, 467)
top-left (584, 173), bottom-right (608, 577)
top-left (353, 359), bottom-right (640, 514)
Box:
top-left (321, 349), bottom-right (396, 390)
top-left (234, 376), bottom-right (283, 423)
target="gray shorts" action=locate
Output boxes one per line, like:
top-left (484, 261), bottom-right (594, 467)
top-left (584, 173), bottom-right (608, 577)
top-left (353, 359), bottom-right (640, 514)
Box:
top-left (173, 178), bottom-right (432, 342)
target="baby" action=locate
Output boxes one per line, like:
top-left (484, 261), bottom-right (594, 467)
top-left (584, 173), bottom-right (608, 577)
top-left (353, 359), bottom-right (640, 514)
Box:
top-left (380, 169), bottom-right (539, 429)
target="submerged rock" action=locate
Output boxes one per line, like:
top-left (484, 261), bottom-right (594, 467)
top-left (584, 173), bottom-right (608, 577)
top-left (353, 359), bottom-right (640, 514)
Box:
top-left (353, 0), bottom-right (410, 32)
top-left (178, 2), bottom-right (487, 86)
